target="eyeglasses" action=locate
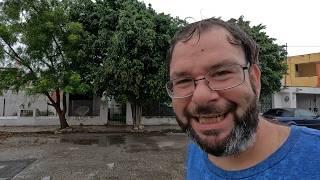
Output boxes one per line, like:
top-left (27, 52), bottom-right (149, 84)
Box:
top-left (166, 64), bottom-right (249, 99)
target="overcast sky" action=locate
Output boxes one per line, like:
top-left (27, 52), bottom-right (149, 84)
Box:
top-left (141, 0), bottom-right (320, 56)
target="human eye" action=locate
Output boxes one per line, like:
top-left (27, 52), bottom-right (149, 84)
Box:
top-left (209, 69), bottom-right (232, 79)
top-left (215, 69), bottom-right (232, 76)
top-left (207, 66), bottom-right (237, 80)
top-left (173, 78), bottom-right (193, 87)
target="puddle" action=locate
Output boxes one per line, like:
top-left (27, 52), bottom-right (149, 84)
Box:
top-left (4, 134), bottom-right (185, 152)
top-left (60, 135), bottom-right (126, 146)
top-left (5, 137), bottom-right (60, 146)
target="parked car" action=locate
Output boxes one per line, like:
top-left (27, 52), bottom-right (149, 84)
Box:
top-left (262, 108), bottom-right (320, 130)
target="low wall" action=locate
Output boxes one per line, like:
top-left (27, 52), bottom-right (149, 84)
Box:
top-left (141, 116), bottom-right (177, 125)
top-left (0, 116), bottom-right (108, 126)
top-left (0, 116), bottom-right (177, 126)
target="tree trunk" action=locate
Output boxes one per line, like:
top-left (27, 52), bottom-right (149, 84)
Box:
top-left (56, 108), bottom-right (69, 129)
top-left (131, 103), bottom-right (142, 130)
top-left (45, 90), bottom-right (69, 129)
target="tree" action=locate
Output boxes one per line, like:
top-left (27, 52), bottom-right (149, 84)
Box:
top-left (72, 0), bottom-right (184, 129)
top-left (228, 16), bottom-right (288, 98)
top-left (0, 0), bottom-right (90, 129)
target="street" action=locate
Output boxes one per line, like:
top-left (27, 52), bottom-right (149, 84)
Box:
top-left (0, 132), bottom-right (187, 180)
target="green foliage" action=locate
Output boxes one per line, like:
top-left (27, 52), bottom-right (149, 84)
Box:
top-left (228, 16), bottom-right (288, 97)
top-left (73, 0), bottom-right (184, 105)
top-left (0, 0), bottom-right (91, 96)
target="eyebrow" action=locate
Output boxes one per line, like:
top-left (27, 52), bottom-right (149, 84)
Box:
top-left (206, 61), bottom-right (240, 71)
top-left (170, 59), bottom-right (246, 79)
top-left (170, 71), bottom-right (192, 80)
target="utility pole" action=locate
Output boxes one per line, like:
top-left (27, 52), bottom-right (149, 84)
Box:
top-left (284, 43), bottom-right (288, 88)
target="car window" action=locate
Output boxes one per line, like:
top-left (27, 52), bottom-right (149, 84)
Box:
top-left (295, 109), bottom-right (316, 117)
top-left (264, 109), bottom-right (277, 116)
top-left (277, 109), bottom-right (293, 117)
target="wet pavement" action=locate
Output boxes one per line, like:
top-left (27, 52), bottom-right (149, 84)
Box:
top-left (0, 132), bottom-right (188, 180)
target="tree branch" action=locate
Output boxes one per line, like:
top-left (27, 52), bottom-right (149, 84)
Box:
top-left (1, 39), bottom-right (36, 75)
top-left (44, 91), bottom-right (57, 107)
top-left (55, 89), bottom-right (61, 109)
top-left (52, 35), bottom-right (66, 62)
top-left (47, 102), bottom-right (54, 107)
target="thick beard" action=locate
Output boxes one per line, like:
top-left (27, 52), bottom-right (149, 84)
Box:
top-left (176, 97), bottom-right (259, 157)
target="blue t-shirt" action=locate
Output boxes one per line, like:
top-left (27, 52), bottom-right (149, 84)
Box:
top-left (186, 126), bottom-right (320, 179)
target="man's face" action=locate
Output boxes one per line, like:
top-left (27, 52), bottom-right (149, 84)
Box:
top-left (169, 27), bottom-right (261, 157)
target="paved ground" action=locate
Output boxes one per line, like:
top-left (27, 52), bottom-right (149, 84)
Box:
top-left (0, 126), bottom-right (188, 180)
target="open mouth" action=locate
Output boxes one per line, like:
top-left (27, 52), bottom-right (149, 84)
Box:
top-left (197, 113), bottom-right (227, 124)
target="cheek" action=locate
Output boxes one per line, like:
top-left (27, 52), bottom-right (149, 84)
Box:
top-left (172, 99), bottom-right (189, 123)
top-left (172, 99), bottom-right (186, 115)
top-left (220, 83), bottom-right (255, 112)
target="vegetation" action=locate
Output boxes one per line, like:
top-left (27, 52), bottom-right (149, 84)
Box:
top-left (71, 0), bottom-right (184, 129)
top-left (0, 0), bottom-right (90, 128)
top-left (229, 16), bottom-right (287, 97)
top-left (0, 0), bottom-right (286, 129)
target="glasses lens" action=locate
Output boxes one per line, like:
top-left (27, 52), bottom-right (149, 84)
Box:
top-left (166, 64), bottom-right (246, 98)
top-left (166, 78), bottom-right (194, 98)
top-left (206, 64), bottom-right (244, 90)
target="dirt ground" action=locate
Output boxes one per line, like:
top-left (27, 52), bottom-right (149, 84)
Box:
top-left (0, 132), bottom-right (188, 180)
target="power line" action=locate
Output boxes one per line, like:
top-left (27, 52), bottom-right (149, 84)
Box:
top-left (286, 45), bottom-right (320, 47)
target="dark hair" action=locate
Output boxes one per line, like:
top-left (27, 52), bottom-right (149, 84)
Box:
top-left (167, 17), bottom-right (259, 74)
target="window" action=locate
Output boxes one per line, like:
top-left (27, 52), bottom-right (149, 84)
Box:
top-left (68, 94), bottom-right (100, 116)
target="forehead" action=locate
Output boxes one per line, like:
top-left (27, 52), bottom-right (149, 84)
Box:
top-left (170, 27), bottom-right (246, 77)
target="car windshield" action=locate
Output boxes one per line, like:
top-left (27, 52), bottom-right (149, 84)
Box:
top-left (279, 110), bottom-right (293, 117)
top-left (264, 109), bottom-right (293, 117)
top-left (295, 109), bottom-right (317, 117)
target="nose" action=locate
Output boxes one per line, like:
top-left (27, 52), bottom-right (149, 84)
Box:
top-left (191, 78), bottom-right (220, 105)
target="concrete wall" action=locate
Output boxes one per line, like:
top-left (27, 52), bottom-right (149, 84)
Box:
top-left (126, 102), bottom-right (177, 126)
top-left (273, 87), bottom-right (320, 113)
top-left (0, 90), bottom-right (109, 126)
top-left (296, 94), bottom-right (320, 114)
top-left (0, 91), bottom-right (56, 116)
top-left (0, 92), bottom-right (177, 126)
top-left (142, 117), bottom-right (177, 125)
top-left (0, 116), bottom-right (108, 126)
top-left (272, 92), bottom-right (296, 109)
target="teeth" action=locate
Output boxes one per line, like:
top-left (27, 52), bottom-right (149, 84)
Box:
top-left (198, 114), bottom-right (225, 124)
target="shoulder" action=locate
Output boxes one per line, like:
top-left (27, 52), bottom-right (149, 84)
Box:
top-left (186, 142), bottom-right (209, 179)
top-left (293, 126), bottom-right (320, 148)
top-left (295, 126), bottom-right (320, 142)
top-left (299, 126), bottom-right (320, 136)
top-left (187, 142), bottom-right (204, 165)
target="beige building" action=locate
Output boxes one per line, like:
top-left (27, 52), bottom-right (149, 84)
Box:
top-left (273, 52), bottom-right (320, 114)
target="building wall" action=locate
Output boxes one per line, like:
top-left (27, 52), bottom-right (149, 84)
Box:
top-left (0, 90), bottom-right (109, 126)
top-left (273, 87), bottom-right (320, 113)
top-left (0, 90), bottom-right (55, 117)
top-left (285, 53), bottom-right (320, 87)
top-left (0, 93), bottom-right (175, 126)
top-left (296, 94), bottom-right (320, 114)
top-left (126, 102), bottom-right (177, 125)
top-left (274, 53), bottom-right (320, 110)
top-left (272, 91), bottom-right (296, 109)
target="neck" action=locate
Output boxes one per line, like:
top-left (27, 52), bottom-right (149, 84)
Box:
top-left (208, 117), bottom-right (290, 171)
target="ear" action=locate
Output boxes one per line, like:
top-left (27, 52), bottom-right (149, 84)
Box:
top-left (249, 64), bottom-right (261, 98)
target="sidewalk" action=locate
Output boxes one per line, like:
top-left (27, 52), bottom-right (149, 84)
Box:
top-left (0, 125), bottom-right (183, 134)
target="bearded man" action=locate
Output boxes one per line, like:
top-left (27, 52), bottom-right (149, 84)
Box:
top-left (166, 18), bottom-right (320, 179)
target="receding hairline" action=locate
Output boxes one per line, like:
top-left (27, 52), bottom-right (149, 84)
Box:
top-left (167, 18), bottom-right (259, 78)
top-left (176, 25), bottom-right (242, 47)
top-left (169, 26), bottom-right (244, 71)
top-left (169, 24), bottom-right (244, 66)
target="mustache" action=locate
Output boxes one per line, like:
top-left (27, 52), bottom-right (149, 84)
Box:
top-left (185, 102), bottom-right (237, 117)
